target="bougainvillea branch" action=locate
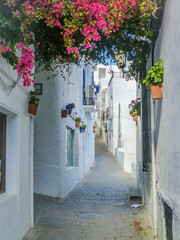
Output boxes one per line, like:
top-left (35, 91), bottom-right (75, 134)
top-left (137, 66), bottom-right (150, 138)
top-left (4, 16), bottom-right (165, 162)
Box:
top-left (0, 0), bottom-right (157, 86)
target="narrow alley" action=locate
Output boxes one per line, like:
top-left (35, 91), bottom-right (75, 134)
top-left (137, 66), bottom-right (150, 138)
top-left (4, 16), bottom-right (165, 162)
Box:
top-left (23, 136), bottom-right (154, 240)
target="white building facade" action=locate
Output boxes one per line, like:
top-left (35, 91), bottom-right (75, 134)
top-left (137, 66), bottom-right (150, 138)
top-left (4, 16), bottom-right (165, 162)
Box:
top-left (107, 72), bottom-right (137, 178)
top-left (0, 59), bottom-right (33, 240)
top-left (94, 64), bottom-right (137, 179)
top-left (137, 0), bottom-right (180, 239)
top-left (34, 64), bottom-right (95, 198)
top-left (94, 64), bottom-right (119, 143)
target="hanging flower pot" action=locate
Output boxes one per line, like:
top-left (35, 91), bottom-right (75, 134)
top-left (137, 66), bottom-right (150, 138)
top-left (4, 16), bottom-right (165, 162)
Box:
top-left (150, 83), bottom-right (163, 99)
top-left (79, 126), bottom-right (85, 133)
top-left (133, 115), bottom-right (138, 122)
top-left (66, 103), bottom-right (75, 115)
top-left (142, 60), bottom-right (163, 99)
top-left (62, 109), bottom-right (68, 118)
top-left (80, 123), bottom-right (86, 133)
top-left (75, 115), bottom-right (81, 128)
top-left (129, 98), bottom-right (141, 119)
top-left (28, 91), bottom-right (40, 116)
top-left (28, 103), bottom-right (39, 116)
top-left (66, 106), bottom-right (72, 115)
top-left (75, 121), bottom-right (80, 128)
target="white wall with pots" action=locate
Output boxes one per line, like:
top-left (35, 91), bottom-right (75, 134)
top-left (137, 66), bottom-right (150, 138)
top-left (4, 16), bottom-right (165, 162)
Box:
top-left (138, 0), bottom-right (180, 238)
top-left (0, 59), bottom-right (33, 240)
top-left (34, 64), bottom-right (95, 198)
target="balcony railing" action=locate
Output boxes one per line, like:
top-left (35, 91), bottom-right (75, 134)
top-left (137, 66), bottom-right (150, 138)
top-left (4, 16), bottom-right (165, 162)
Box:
top-left (83, 97), bottom-right (95, 106)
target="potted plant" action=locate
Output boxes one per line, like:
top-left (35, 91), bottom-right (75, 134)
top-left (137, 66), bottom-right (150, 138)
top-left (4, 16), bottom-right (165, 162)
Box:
top-left (80, 122), bottom-right (86, 133)
top-left (61, 109), bottom-right (68, 118)
top-left (142, 59), bottom-right (164, 99)
top-left (129, 98), bottom-right (141, 121)
top-left (75, 112), bottom-right (81, 128)
top-left (28, 91), bottom-right (40, 116)
top-left (66, 103), bottom-right (75, 115)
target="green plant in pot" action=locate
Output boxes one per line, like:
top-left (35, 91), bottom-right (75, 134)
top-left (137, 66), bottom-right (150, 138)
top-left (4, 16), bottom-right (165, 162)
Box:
top-left (142, 59), bottom-right (164, 99)
top-left (28, 91), bottom-right (40, 116)
top-left (75, 112), bottom-right (81, 128)
top-left (80, 123), bottom-right (86, 132)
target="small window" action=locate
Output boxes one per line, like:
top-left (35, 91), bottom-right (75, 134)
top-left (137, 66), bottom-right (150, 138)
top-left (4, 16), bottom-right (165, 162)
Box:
top-left (0, 113), bottom-right (6, 193)
top-left (66, 127), bottom-right (74, 167)
top-left (99, 68), bottom-right (106, 79)
top-left (164, 202), bottom-right (173, 240)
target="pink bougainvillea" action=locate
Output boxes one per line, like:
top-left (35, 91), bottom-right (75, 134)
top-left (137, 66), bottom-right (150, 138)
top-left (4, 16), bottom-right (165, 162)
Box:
top-left (0, 39), bottom-right (12, 58)
top-left (0, 0), bottom-right (157, 86)
top-left (15, 42), bottom-right (35, 87)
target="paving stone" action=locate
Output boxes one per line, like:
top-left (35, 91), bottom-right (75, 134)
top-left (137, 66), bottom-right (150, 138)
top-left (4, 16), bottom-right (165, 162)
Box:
top-left (22, 136), bottom-right (154, 240)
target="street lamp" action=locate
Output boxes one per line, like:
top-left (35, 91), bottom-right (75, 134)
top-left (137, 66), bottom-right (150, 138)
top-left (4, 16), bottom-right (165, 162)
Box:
top-left (114, 51), bottom-right (128, 77)
top-left (114, 51), bottom-right (126, 69)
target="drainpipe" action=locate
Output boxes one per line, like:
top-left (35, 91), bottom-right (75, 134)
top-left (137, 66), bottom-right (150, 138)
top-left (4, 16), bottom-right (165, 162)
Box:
top-left (151, 43), bottom-right (158, 237)
top-left (151, 98), bottom-right (158, 236)
top-left (30, 116), bottom-right (34, 227)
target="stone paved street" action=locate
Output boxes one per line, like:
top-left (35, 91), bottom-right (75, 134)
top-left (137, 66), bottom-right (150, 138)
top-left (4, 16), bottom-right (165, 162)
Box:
top-left (23, 136), bottom-right (154, 240)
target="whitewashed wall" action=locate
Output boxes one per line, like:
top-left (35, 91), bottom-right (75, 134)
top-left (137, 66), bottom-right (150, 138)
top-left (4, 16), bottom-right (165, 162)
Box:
top-left (108, 76), bottom-right (136, 176)
top-left (0, 59), bottom-right (33, 240)
top-left (140, 0), bottom-right (180, 238)
top-left (34, 64), bottom-right (95, 198)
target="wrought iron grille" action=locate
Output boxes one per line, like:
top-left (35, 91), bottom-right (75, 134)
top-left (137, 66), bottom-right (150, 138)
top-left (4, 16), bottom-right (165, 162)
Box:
top-left (83, 97), bottom-right (95, 106)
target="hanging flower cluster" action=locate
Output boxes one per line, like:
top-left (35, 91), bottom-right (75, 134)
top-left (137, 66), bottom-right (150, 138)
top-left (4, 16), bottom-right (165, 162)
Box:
top-left (15, 42), bottom-right (34, 87)
top-left (17, 0), bottom-right (156, 57)
top-left (0, 0), bottom-right (157, 86)
top-left (0, 39), bottom-right (12, 58)
top-left (129, 98), bottom-right (141, 116)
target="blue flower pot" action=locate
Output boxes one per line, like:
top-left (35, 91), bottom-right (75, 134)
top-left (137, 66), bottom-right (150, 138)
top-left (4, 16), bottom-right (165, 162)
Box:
top-left (79, 127), bottom-right (85, 133)
top-left (66, 106), bottom-right (72, 115)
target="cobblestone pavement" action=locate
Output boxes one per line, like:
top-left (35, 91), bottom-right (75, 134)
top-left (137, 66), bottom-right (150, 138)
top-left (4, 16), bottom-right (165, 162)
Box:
top-left (23, 136), bottom-right (154, 240)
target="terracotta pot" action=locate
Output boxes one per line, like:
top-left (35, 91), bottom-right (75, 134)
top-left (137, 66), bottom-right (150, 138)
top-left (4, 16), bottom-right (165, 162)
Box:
top-left (62, 109), bottom-right (68, 118)
top-left (150, 83), bottom-right (163, 99)
top-left (133, 115), bottom-right (138, 122)
top-left (82, 129), bottom-right (85, 132)
top-left (75, 121), bottom-right (80, 128)
top-left (28, 103), bottom-right (39, 116)
top-left (137, 107), bottom-right (141, 116)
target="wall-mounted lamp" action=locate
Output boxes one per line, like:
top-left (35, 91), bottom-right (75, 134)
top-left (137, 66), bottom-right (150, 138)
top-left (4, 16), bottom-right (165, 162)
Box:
top-left (114, 51), bottom-right (126, 69)
top-left (114, 51), bottom-right (129, 76)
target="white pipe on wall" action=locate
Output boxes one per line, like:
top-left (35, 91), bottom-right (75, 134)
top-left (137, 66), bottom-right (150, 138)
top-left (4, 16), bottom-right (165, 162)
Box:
top-left (151, 98), bottom-right (158, 236)
top-left (30, 117), bottom-right (34, 227)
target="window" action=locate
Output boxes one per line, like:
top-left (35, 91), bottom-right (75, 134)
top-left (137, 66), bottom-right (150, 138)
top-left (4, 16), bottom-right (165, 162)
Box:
top-left (66, 127), bottom-right (74, 167)
top-left (0, 113), bottom-right (6, 193)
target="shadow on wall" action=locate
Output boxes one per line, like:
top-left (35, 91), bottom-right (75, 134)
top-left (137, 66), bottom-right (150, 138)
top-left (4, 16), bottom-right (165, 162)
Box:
top-left (154, 100), bottom-right (162, 152)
